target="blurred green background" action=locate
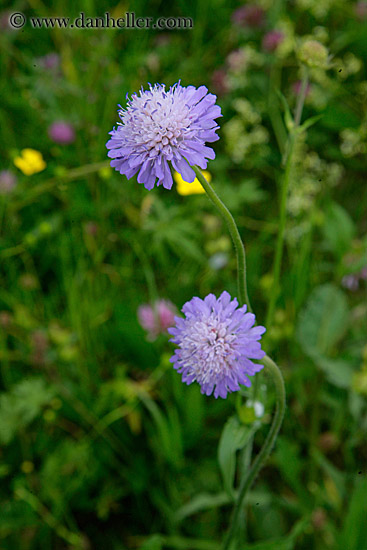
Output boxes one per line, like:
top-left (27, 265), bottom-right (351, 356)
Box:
top-left (0, 0), bottom-right (367, 549)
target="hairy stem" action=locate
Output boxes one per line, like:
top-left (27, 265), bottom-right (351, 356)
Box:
top-left (222, 355), bottom-right (286, 550)
top-left (192, 165), bottom-right (252, 312)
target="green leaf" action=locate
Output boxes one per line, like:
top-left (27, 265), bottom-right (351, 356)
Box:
top-left (297, 284), bottom-right (349, 356)
top-left (219, 179), bottom-right (267, 212)
top-left (296, 284), bottom-right (353, 387)
top-left (297, 114), bottom-right (323, 134)
top-left (315, 357), bottom-right (354, 389)
top-left (322, 202), bottom-right (356, 258)
top-left (144, 199), bottom-right (205, 264)
top-left (174, 492), bottom-right (232, 523)
top-left (218, 416), bottom-right (255, 498)
top-left (174, 490), bottom-right (273, 523)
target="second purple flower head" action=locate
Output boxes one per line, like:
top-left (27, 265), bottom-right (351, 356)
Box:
top-left (168, 291), bottom-right (266, 399)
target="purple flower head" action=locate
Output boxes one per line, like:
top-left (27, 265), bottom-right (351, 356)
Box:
top-left (0, 170), bottom-right (17, 194)
top-left (262, 30), bottom-right (284, 52)
top-left (168, 291), bottom-right (266, 399)
top-left (138, 299), bottom-right (177, 341)
top-left (232, 5), bottom-right (265, 28)
top-left (106, 82), bottom-right (222, 191)
top-left (48, 121), bottom-right (75, 144)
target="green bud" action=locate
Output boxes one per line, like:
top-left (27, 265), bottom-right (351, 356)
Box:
top-left (239, 404), bottom-right (257, 424)
top-left (298, 40), bottom-right (328, 68)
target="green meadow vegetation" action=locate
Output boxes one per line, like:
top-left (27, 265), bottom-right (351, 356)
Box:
top-left (0, 0), bottom-right (366, 549)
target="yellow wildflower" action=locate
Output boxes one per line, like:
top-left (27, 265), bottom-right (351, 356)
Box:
top-left (14, 149), bottom-right (46, 175)
top-left (174, 170), bottom-right (212, 195)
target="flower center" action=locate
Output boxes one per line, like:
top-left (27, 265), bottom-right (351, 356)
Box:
top-left (120, 87), bottom-right (192, 156)
top-left (180, 318), bottom-right (238, 383)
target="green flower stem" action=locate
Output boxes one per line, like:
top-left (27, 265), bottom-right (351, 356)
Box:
top-left (192, 166), bottom-right (252, 312)
top-left (193, 166), bottom-right (285, 549)
top-left (222, 354), bottom-right (286, 550)
top-left (265, 69), bottom-right (309, 329)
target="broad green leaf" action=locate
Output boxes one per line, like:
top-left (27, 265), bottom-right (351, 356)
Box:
top-left (218, 416), bottom-right (256, 498)
top-left (297, 283), bottom-right (349, 356)
top-left (322, 202), bottom-right (356, 258)
top-left (315, 357), bottom-right (354, 389)
top-left (296, 284), bottom-right (353, 387)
